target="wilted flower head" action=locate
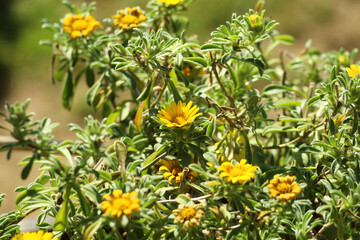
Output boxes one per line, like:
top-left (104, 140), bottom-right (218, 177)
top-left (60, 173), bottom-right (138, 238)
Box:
top-left (345, 64), bottom-right (360, 78)
top-left (156, 0), bottom-right (183, 5)
top-left (11, 231), bottom-right (57, 240)
top-left (159, 159), bottom-right (198, 183)
top-left (101, 189), bottom-right (140, 218)
top-left (63, 13), bottom-right (100, 39)
top-left (158, 101), bottom-right (201, 128)
top-left (173, 202), bottom-right (204, 230)
top-left (267, 174), bottom-right (302, 202)
top-left (112, 7), bottom-right (147, 30)
top-left (218, 159), bottom-right (258, 184)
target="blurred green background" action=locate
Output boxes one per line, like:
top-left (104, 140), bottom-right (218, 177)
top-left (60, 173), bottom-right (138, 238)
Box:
top-left (0, 0), bottom-right (359, 213)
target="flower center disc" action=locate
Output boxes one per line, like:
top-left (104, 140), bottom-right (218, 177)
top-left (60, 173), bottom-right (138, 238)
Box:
top-left (277, 182), bottom-right (293, 194)
top-left (121, 15), bottom-right (138, 24)
top-left (113, 198), bottom-right (131, 210)
top-left (229, 167), bottom-right (245, 177)
top-left (72, 20), bottom-right (88, 30)
top-left (174, 116), bottom-right (186, 125)
top-left (180, 207), bottom-right (196, 221)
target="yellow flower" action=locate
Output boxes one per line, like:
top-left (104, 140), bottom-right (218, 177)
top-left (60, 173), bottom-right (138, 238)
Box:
top-left (248, 13), bottom-right (263, 28)
top-left (218, 159), bottom-right (258, 184)
top-left (157, 101), bottom-right (201, 128)
top-left (267, 174), bottom-right (302, 202)
top-left (62, 13), bottom-right (100, 39)
top-left (159, 159), bottom-right (198, 183)
top-left (112, 7), bottom-right (147, 30)
top-left (345, 64), bottom-right (360, 78)
top-left (11, 231), bottom-right (57, 240)
top-left (173, 202), bottom-right (204, 230)
top-left (101, 189), bottom-right (140, 218)
top-left (156, 0), bottom-right (183, 5)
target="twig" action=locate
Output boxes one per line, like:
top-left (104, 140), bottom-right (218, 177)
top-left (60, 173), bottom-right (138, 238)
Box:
top-left (217, 224), bottom-right (241, 231)
top-left (347, 210), bottom-right (360, 221)
top-left (253, 120), bottom-right (325, 150)
top-left (156, 194), bottom-right (212, 204)
top-left (314, 222), bottom-right (333, 239)
top-left (212, 64), bottom-right (237, 111)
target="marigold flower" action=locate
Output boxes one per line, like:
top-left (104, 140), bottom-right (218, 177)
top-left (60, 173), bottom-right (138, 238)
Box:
top-left (345, 64), bottom-right (360, 78)
top-left (112, 7), bottom-right (147, 30)
top-left (218, 159), bottom-right (258, 184)
top-left (11, 231), bottom-right (57, 240)
top-left (156, 0), bottom-right (183, 5)
top-left (173, 202), bottom-right (204, 230)
top-left (159, 159), bottom-right (198, 183)
top-left (267, 174), bottom-right (302, 202)
top-left (62, 13), bottom-right (100, 39)
top-left (248, 13), bottom-right (263, 28)
top-left (157, 101), bottom-right (201, 128)
top-left (101, 189), bottom-right (140, 218)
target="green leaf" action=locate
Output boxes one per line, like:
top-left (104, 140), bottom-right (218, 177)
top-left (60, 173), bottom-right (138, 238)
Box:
top-left (264, 84), bottom-right (307, 98)
top-left (62, 69), bottom-right (73, 110)
top-left (175, 194), bottom-right (191, 204)
top-left (83, 218), bottom-right (103, 240)
top-left (232, 57), bottom-right (265, 76)
top-left (167, 78), bottom-right (183, 103)
top-left (201, 43), bottom-right (222, 51)
top-left (329, 117), bottom-right (335, 136)
top-left (307, 95), bottom-right (322, 106)
top-left (21, 155), bottom-right (35, 180)
top-left (225, 63), bottom-right (239, 86)
top-left (54, 185), bottom-right (71, 231)
top-left (183, 57), bottom-right (208, 67)
top-left (350, 104), bottom-right (358, 134)
top-left (85, 65), bottom-right (95, 87)
top-left (142, 143), bottom-right (169, 169)
top-left (137, 79), bottom-right (153, 101)
top-left (273, 35), bottom-right (294, 45)
top-left (206, 116), bottom-right (216, 137)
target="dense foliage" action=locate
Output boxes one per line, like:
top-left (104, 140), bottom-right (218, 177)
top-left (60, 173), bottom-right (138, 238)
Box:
top-left (1, 0), bottom-right (360, 239)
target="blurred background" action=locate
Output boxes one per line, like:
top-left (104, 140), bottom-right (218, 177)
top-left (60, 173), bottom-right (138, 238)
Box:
top-left (0, 0), bottom-right (359, 213)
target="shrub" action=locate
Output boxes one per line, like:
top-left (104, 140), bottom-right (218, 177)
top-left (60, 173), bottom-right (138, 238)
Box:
top-left (1, 0), bottom-right (360, 239)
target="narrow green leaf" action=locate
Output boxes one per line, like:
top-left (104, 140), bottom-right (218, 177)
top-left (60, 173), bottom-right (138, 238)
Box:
top-left (137, 79), bottom-right (153, 101)
top-left (183, 57), bottom-right (207, 67)
top-left (62, 69), bottom-right (73, 110)
top-left (167, 78), bottom-right (182, 103)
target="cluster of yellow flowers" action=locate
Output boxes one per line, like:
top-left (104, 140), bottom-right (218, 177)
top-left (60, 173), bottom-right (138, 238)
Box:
top-left (11, 231), bottom-right (57, 240)
top-left (112, 7), bottom-right (147, 30)
top-left (63, 13), bottom-right (100, 39)
top-left (62, 0), bottom-right (188, 38)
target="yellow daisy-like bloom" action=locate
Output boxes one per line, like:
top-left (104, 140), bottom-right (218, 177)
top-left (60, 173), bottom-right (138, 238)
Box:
top-left (63, 13), bottom-right (100, 39)
top-left (156, 0), bottom-right (183, 5)
top-left (11, 231), bottom-right (57, 240)
top-left (101, 189), bottom-right (140, 218)
top-left (267, 174), bottom-right (302, 202)
top-left (218, 159), bottom-right (258, 184)
top-left (159, 159), bottom-right (198, 183)
top-left (112, 7), bottom-right (147, 30)
top-left (248, 13), bottom-right (263, 28)
top-left (157, 101), bottom-right (201, 128)
top-left (173, 202), bottom-right (204, 230)
top-left (345, 64), bottom-right (360, 78)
